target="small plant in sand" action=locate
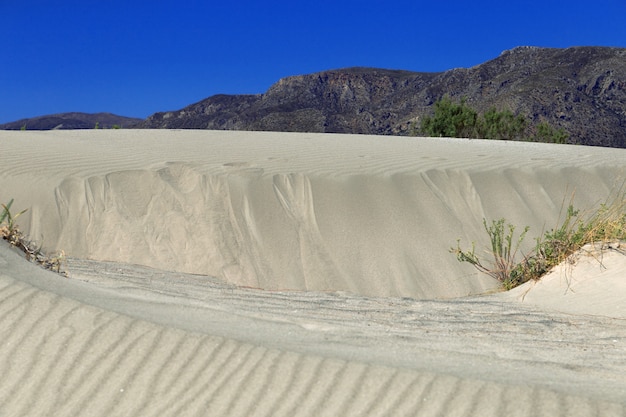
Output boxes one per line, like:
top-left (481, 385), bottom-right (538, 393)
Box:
top-left (453, 192), bottom-right (626, 290)
top-left (452, 219), bottom-right (529, 290)
top-left (1, 199), bottom-right (66, 275)
top-left (0, 199), bottom-right (27, 245)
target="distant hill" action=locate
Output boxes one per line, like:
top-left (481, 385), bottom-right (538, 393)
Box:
top-left (4, 47), bottom-right (626, 147)
top-left (137, 46), bottom-right (626, 148)
top-left (0, 112), bottom-right (142, 130)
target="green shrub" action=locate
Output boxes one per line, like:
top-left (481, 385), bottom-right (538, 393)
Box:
top-left (421, 96), bottom-right (477, 138)
top-left (452, 219), bottom-right (529, 289)
top-left (453, 193), bottom-right (626, 290)
top-left (531, 121), bottom-right (569, 144)
top-left (476, 107), bottom-right (527, 141)
top-left (419, 96), bottom-right (568, 144)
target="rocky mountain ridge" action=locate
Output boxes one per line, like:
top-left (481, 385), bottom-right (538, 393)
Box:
top-left (137, 46), bottom-right (626, 147)
top-left (3, 46), bottom-right (625, 147)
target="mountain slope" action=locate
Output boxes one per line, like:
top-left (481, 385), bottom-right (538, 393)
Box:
top-left (0, 112), bottom-right (142, 130)
top-left (138, 46), bottom-right (626, 147)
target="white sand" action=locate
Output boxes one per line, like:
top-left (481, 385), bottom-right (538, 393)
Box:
top-left (502, 244), bottom-right (626, 318)
top-left (1, 130), bottom-right (625, 415)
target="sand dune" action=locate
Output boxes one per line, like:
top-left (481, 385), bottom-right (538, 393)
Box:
top-left (2, 244), bottom-right (625, 416)
top-left (1, 130), bottom-right (625, 415)
top-left (3, 130), bottom-right (626, 298)
top-left (502, 243), bottom-right (626, 318)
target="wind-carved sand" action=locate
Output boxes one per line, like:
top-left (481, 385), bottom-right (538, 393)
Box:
top-left (1, 130), bottom-right (625, 416)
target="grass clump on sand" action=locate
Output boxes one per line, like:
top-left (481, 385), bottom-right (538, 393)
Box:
top-left (452, 194), bottom-right (626, 290)
top-left (1, 199), bottom-right (66, 275)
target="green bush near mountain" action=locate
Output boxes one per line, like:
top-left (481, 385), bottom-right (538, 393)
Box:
top-left (419, 96), bottom-right (569, 144)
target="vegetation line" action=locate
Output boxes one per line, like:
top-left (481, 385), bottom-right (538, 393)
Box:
top-left (452, 192), bottom-right (626, 290)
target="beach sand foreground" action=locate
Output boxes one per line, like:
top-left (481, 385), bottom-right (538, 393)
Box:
top-left (0, 130), bottom-right (625, 416)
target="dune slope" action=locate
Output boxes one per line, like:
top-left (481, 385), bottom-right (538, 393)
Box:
top-left (2, 130), bottom-right (626, 298)
top-left (1, 243), bottom-right (625, 416)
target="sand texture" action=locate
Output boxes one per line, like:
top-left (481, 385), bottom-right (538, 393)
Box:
top-left (1, 130), bottom-right (625, 416)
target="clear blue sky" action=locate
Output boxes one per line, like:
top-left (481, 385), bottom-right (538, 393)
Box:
top-left (2, 0), bottom-right (625, 124)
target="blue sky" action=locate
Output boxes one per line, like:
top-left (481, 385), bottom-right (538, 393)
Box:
top-left (2, 0), bottom-right (625, 123)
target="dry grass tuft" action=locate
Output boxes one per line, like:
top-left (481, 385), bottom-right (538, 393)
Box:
top-left (1, 199), bottom-right (66, 276)
top-left (453, 190), bottom-right (626, 290)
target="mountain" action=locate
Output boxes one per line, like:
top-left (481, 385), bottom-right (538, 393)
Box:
top-left (4, 47), bottom-right (625, 147)
top-left (137, 46), bottom-right (626, 147)
top-left (0, 112), bottom-right (142, 130)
